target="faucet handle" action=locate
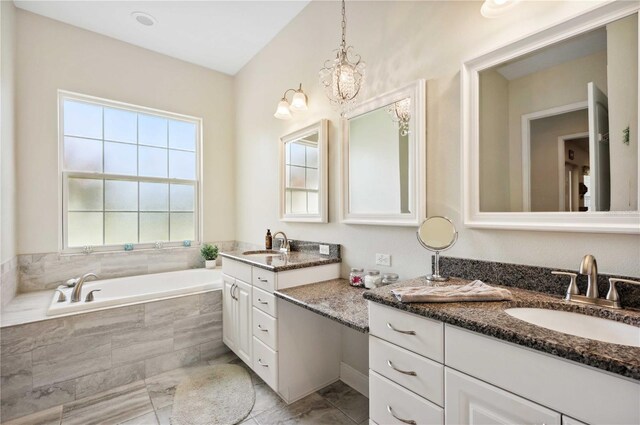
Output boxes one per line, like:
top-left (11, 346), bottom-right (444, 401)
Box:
top-left (607, 278), bottom-right (640, 307)
top-left (552, 271), bottom-right (579, 300)
top-left (85, 289), bottom-right (101, 302)
top-left (54, 288), bottom-right (67, 303)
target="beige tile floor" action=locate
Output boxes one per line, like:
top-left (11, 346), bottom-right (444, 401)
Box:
top-left (3, 351), bottom-right (369, 425)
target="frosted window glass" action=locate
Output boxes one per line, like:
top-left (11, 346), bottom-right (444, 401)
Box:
top-left (289, 142), bottom-right (306, 166)
top-left (170, 213), bottom-right (194, 241)
top-left (104, 108), bottom-right (137, 143)
top-left (105, 180), bottom-right (138, 211)
top-left (307, 192), bottom-right (319, 214)
top-left (139, 146), bottom-right (168, 178)
top-left (140, 182), bottom-right (168, 211)
top-left (68, 212), bottom-right (103, 247)
top-left (139, 114), bottom-right (167, 147)
top-left (285, 143), bottom-right (291, 164)
top-left (68, 178), bottom-right (103, 211)
top-left (170, 184), bottom-right (194, 211)
top-left (306, 169), bottom-right (318, 190)
top-left (169, 150), bottom-right (195, 180)
top-left (291, 191), bottom-right (307, 213)
top-left (63, 100), bottom-right (102, 139)
top-left (285, 190), bottom-right (291, 214)
top-left (105, 212), bottom-right (138, 244)
top-left (289, 166), bottom-right (305, 188)
top-left (140, 213), bottom-right (168, 242)
top-left (306, 146), bottom-right (318, 168)
top-left (64, 137), bottom-right (102, 172)
top-left (104, 142), bottom-right (137, 176)
top-left (169, 120), bottom-right (196, 151)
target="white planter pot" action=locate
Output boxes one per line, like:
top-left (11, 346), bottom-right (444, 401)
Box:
top-left (205, 260), bottom-right (217, 269)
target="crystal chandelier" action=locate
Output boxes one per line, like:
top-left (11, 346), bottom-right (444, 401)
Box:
top-left (319, 0), bottom-right (365, 116)
top-left (387, 98), bottom-right (411, 136)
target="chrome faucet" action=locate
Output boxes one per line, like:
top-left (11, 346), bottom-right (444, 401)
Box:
top-left (579, 254), bottom-right (599, 299)
top-left (272, 231), bottom-right (291, 253)
top-left (71, 273), bottom-right (98, 303)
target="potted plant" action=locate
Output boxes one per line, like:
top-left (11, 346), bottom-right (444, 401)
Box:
top-left (201, 244), bottom-right (219, 269)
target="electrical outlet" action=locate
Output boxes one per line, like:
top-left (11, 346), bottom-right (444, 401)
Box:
top-left (376, 253), bottom-right (391, 267)
top-left (319, 244), bottom-right (330, 255)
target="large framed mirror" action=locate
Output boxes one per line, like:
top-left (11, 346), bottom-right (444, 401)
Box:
top-left (341, 80), bottom-right (426, 226)
top-left (462, 2), bottom-right (639, 233)
top-left (279, 119), bottom-right (328, 223)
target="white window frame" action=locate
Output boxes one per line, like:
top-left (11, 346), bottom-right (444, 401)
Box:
top-left (58, 90), bottom-right (204, 253)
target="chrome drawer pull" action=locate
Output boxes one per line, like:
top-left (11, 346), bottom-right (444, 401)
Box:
top-left (387, 406), bottom-right (416, 425)
top-left (386, 322), bottom-right (416, 335)
top-left (258, 277), bottom-right (269, 283)
top-left (257, 358), bottom-right (269, 367)
top-left (387, 360), bottom-right (417, 376)
top-left (258, 324), bottom-right (269, 332)
top-left (257, 298), bottom-right (269, 305)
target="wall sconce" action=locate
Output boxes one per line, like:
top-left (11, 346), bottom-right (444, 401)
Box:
top-left (274, 84), bottom-right (308, 120)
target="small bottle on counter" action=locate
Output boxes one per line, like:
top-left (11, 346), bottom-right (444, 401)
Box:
top-left (349, 268), bottom-right (365, 287)
top-left (265, 229), bottom-right (272, 250)
top-left (364, 270), bottom-right (382, 289)
top-left (381, 273), bottom-right (399, 286)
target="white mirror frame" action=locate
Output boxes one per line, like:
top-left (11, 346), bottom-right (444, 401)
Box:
top-left (341, 80), bottom-right (426, 226)
top-left (462, 1), bottom-right (640, 234)
top-left (279, 119), bottom-right (329, 223)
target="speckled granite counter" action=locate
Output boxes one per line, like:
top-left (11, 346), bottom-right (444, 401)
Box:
top-left (220, 250), bottom-right (340, 272)
top-left (275, 279), bottom-right (368, 333)
top-left (364, 277), bottom-right (640, 381)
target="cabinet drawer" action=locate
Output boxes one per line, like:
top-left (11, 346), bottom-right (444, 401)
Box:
top-left (369, 302), bottom-right (444, 363)
top-left (222, 258), bottom-right (252, 283)
top-left (253, 268), bottom-right (276, 293)
top-left (253, 287), bottom-right (277, 317)
top-left (369, 336), bottom-right (444, 406)
top-left (252, 307), bottom-right (278, 350)
top-left (370, 371), bottom-right (443, 425)
top-left (253, 337), bottom-right (278, 390)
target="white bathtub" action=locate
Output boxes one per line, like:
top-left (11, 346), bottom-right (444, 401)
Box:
top-left (47, 268), bottom-right (222, 316)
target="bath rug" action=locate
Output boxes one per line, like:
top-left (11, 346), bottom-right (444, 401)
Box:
top-left (171, 364), bottom-right (255, 425)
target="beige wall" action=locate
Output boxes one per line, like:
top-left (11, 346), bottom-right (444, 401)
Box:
top-left (234, 0), bottom-right (640, 286)
top-left (15, 10), bottom-right (236, 254)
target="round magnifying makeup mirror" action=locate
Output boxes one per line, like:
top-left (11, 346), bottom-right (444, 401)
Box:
top-left (417, 216), bottom-right (458, 281)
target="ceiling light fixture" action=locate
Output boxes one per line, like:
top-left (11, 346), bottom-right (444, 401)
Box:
top-left (387, 98), bottom-right (411, 136)
top-left (319, 0), bottom-right (365, 116)
top-left (480, 0), bottom-right (520, 18)
top-left (131, 11), bottom-right (157, 27)
top-left (274, 84), bottom-right (308, 120)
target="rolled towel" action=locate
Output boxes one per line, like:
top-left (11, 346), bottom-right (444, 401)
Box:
top-left (391, 280), bottom-right (513, 303)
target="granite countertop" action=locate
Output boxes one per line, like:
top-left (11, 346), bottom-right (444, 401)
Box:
top-left (275, 279), bottom-right (369, 333)
top-left (364, 277), bottom-right (640, 381)
top-left (220, 250), bottom-right (341, 272)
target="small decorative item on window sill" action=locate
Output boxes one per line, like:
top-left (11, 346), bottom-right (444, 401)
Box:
top-left (201, 243), bottom-right (219, 269)
top-left (623, 126), bottom-right (630, 145)
top-left (183, 240), bottom-right (192, 247)
top-left (82, 246), bottom-right (93, 255)
top-left (124, 243), bottom-right (134, 251)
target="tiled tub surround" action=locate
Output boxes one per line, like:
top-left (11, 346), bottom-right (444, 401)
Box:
top-left (17, 240), bottom-right (236, 293)
top-left (364, 277), bottom-right (640, 380)
top-left (0, 290), bottom-right (225, 422)
top-left (1, 258), bottom-right (18, 307)
top-left (437, 256), bottom-right (640, 310)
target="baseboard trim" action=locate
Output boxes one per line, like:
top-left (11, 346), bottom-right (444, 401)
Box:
top-left (340, 362), bottom-right (369, 397)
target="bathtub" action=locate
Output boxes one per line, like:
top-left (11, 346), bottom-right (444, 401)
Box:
top-left (47, 268), bottom-right (222, 316)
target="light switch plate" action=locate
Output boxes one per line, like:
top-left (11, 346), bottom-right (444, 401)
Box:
top-left (319, 244), bottom-right (330, 255)
top-left (376, 253), bottom-right (391, 267)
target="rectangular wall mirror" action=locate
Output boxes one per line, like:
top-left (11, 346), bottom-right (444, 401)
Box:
top-left (462, 2), bottom-right (639, 233)
top-left (279, 119), bottom-right (328, 223)
top-left (341, 80), bottom-right (426, 226)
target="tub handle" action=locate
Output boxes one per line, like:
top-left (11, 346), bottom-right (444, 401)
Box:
top-left (54, 288), bottom-right (67, 303)
top-left (85, 289), bottom-right (101, 302)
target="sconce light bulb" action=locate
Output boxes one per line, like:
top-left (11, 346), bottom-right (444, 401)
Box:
top-left (290, 91), bottom-right (308, 112)
top-left (274, 99), bottom-right (292, 120)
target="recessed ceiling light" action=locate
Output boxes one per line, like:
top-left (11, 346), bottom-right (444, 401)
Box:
top-left (481, 0), bottom-right (520, 18)
top-left (131, 11), bottom-right (157, 27)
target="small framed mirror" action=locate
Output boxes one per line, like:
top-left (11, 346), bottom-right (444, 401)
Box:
top-left (342, 80), bottom-right (426, 226)
top-left (279, 119), bottom-right (328, 223)
top-left (417, 216), bottom-right (458, 281)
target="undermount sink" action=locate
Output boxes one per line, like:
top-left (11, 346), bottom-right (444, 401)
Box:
top-left (505, 308), bottom-right (640, 347)
top-left (241, 250), bottom-right (282, 257)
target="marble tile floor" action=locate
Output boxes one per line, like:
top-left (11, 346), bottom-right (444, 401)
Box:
top-left (2, 351), bottom-right (369, 425)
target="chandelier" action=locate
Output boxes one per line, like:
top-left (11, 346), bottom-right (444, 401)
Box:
top-left (319, 0), bottom-right (365, 116)
top-left (387, 98), bottom-right (411, 136)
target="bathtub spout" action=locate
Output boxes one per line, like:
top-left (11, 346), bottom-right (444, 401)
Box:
top-left (71, 273), bottom-right (98, 302)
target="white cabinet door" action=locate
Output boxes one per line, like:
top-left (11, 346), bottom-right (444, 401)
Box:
top-left (222, 274), bottom-right (236, 351)
top-left (445, 368), bottom-right (561, 425)
top-left (235, 279), bottom-right (253, 365)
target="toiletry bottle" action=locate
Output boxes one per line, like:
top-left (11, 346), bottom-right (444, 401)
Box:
top-left (265, 229), bottom-right (272, 250)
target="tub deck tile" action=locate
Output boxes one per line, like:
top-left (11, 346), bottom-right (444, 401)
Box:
top-left (74, 361), bottom-right (145, 400)
top-left (173, 311), bottom-right (222, 350)
top-left (144, 295), bottom-right (199, 325)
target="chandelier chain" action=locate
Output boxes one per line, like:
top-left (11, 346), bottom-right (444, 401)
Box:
top-left (341, 0), bottom-right (347, 49)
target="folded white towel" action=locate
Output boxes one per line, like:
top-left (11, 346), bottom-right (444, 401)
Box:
top-left (391, 280), bottom-right (513, 303)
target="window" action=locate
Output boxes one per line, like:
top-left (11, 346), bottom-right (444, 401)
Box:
top-left (59, 92), bottom-right (201, 251)
top-left (284, 135), bottom-right (320, 215)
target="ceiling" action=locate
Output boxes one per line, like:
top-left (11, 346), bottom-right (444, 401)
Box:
top-left (14, 1), bottom-right (311, 75)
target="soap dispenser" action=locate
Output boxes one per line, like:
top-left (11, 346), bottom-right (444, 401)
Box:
top-left (265, 229), bottom-right (272, 250)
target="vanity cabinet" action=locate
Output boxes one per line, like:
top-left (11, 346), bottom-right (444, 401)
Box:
top-left (222, 274), bottom-right (252, 365)
top-left (368, 302), bottom-right (640, 425)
